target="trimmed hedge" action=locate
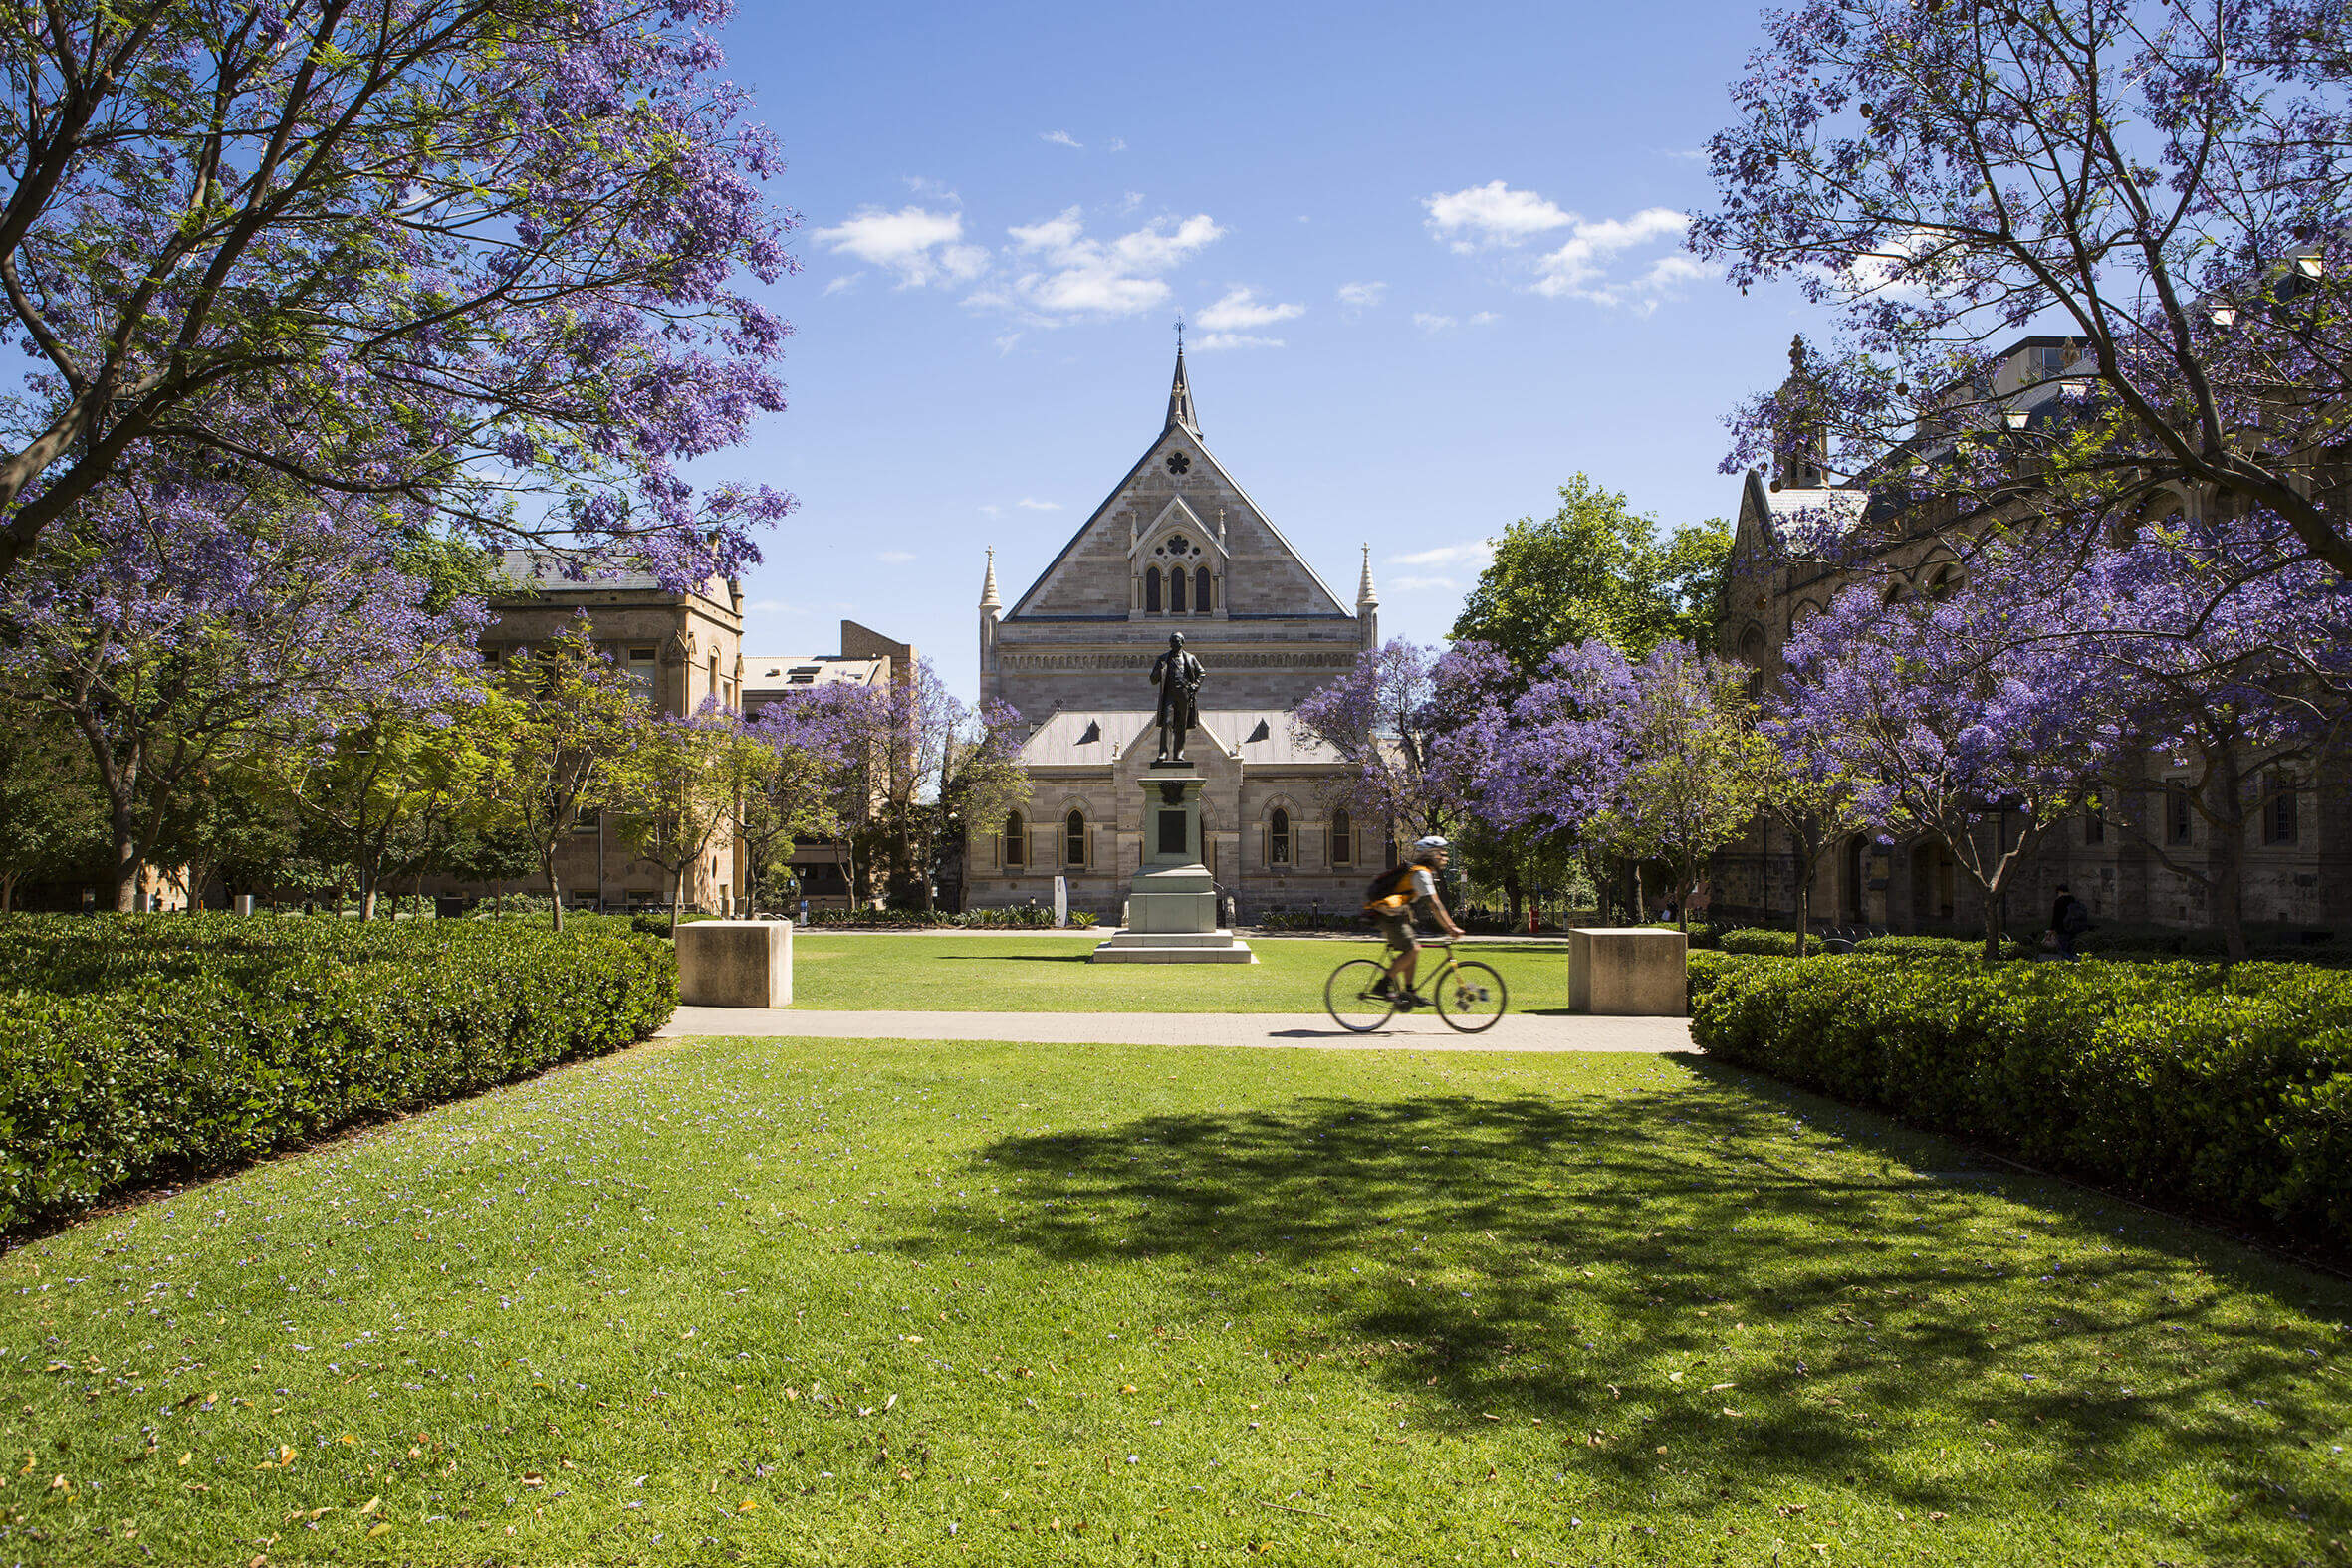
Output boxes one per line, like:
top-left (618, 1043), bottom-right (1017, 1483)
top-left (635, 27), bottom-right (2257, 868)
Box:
top-left (0, 915), bottom-right (675, 1232)
top-left (802, 906), bottom-right (1097, 930)
top-left (1852, 933), bottom-right (2036, 962)
top-left (1690, 953), bottom-right (2352, 1247)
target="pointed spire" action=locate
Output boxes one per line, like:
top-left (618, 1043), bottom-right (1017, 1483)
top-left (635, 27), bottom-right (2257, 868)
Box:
top-left (1356, 543), bottom-right (1378, 607)
top-left (1166, 319), bottom-right (1199, 434)
top-left (979, 546), bottom-right (1001, 613)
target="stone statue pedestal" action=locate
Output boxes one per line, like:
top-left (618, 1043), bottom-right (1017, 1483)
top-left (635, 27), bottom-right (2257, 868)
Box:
top-left (1091, 764), bottom-right (1256, 964)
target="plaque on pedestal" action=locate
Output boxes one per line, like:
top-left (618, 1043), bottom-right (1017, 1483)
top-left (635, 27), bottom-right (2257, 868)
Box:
top-left (1091, 764), bottom-right (1255, 964)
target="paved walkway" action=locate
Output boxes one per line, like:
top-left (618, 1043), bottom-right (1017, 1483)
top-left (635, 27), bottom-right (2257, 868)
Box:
top-left (658, 1007), bottom-right (1694, 1053)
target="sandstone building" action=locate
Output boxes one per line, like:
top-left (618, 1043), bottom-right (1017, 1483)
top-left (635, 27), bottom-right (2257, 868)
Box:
top-left (963, 350), bottom-right (1387, 921)
top-left (1713, 336), bottom-right (2352, 939)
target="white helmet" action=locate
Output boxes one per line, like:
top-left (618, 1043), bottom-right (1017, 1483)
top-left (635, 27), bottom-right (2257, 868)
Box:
top-left (1413, 835), bottom-right (1450, 854)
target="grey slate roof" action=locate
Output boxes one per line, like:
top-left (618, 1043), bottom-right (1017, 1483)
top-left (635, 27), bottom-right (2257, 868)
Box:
top-left (1018, 709), bottom-right (1345, 769)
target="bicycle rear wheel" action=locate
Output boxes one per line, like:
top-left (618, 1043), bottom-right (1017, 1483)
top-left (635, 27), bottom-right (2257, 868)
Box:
top-left (1325, 958), bottom-right (1398, 1032)
top-left (1435, 959), bottom-right (1508, 1032)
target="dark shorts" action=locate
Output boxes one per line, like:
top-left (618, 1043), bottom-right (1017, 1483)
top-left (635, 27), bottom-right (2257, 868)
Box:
top-left (1376, 911), bottom-right (1419, 953)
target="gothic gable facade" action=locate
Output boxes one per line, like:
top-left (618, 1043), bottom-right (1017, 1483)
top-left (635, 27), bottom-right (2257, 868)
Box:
top-left (967, 351), bottom-right (1389, 921)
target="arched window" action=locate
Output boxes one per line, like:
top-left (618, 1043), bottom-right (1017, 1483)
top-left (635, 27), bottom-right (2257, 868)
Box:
top-left (1269, 807), bottom-right (1292, 866)
top-left (1065, 808), bottom-right (1086, 866)
top-left (1330, 808), bottom-right (1353, 866)
top-left (1927, 564), bottom-right (1962, 601)
top-left (1195, 566), bottom-right (1212, 613)
top-left (1170, 565), bottom-right (1188, 613)
top-left (1144, 567), bottom-right (1161, 613)
top-left (1003, 812), bottom-right (1026, 869)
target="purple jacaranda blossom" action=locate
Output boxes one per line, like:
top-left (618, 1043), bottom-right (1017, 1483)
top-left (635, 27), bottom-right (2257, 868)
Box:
top-left (0, 475), bottom-right (488, 911)
top-left (1293, 639), bottom-right (1507, 847)
top-left (0, 0), bottom-right (797, 591)
top-left (1692, 0), bottom-right (2352, 594)
top-left (1773, 542), bottom-right (2126, 957)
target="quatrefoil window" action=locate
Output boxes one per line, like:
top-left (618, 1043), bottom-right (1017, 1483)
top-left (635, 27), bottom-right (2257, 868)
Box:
top-left (1165, 534), bottom-right (1189, 555)
top-left (1165, 452), bottom-right (1190, 475)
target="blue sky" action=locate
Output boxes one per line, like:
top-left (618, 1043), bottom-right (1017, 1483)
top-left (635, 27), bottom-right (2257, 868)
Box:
top-left (715, 0), bottom-right (1814, 698)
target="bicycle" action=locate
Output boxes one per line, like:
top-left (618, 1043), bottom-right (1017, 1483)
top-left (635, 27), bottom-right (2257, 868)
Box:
top-left (1323, 937), bottom-right (1508, 1033)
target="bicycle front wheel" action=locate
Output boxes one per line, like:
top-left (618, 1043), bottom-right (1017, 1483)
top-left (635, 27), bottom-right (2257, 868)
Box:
top-left (1435, 959), bottom-right (1508, 1032)
top-left (1325, 958), bottom-right (1397, 1032)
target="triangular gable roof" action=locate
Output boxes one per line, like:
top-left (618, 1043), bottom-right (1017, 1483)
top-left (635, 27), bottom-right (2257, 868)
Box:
top-left (1006, 423), bottom-right (1351, 621)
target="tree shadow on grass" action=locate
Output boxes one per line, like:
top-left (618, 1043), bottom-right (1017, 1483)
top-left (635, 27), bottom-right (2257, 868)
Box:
top-left (931, 953), bottom-right (1092, 964)
top-left (884, 1057), bottom-right (2348, 1550)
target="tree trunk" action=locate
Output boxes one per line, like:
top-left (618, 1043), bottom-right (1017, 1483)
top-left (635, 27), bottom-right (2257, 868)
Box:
top-left (544, 853), bottom-right (566, 934)
top-left (669, 860), bottom-right (687, 936)
top-left (1794, 861), bottom-right (1812, 958)
top-left (1, 871), bottom-right (15, 913)
top-left (359, 874), bottom-right (378, 922)
top-left (1502, 865), bottom-right (1523, 927)
top-left (111, 801), bottom-right (140, 912)
top-left (2210, 744), bottom-right (2250, 962)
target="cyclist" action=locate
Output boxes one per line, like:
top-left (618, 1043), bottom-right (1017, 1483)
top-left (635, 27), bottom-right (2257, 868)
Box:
top-left (1363, 835), bottom-right (1465, 1005)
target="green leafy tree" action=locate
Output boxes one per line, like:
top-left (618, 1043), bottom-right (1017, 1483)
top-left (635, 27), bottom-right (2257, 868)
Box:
top-left (0, 703), bottom-right (106, 908)
top-left (1451, 475), bottom-right (1731, 677)
top-left (273, 682), bottom-right (518, 919)
top-left (1589, 647), bottom-right (1768, 929)
top-left (1749, 747), bottom-right (1874, 957)
top-left (494, 618), bottom-right (648, 932)
top-left (619, 707), bottom-right (777, 932)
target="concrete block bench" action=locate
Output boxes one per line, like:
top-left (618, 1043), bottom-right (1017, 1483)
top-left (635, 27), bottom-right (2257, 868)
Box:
top-left (1568, 927), bottom-right (1687, 1016)
top-left (676, 919), bottom-right (793, 1008)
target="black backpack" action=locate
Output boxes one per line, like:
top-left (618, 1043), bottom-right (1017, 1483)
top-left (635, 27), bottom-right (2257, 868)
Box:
top-left (2059, 898), bottom-right (2091, 936)
top-left (1362, 864), bottom-right (1417, 915)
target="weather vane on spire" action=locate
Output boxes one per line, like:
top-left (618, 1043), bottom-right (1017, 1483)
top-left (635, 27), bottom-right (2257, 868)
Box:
top-left (1175, 311), bottom-right (1184, 352)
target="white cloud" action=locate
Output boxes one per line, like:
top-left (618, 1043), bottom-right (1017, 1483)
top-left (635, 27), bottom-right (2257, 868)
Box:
top-left (1531, 207), bottom-right (1689, 299)
top-left (1197, 287), bottom-right (1304, 333)
top-left (1424, 180), bottom-right (1575, 251)
top-left (876, 550), bottom-right (916, 563)
top-left (1390, 540), bottom-right (1494, 568)
top-left (1468, 310), bottom-right (1501, 326)
top-left (1390, 575), bottom-right (1461, 593)
top-left (1017, 497), bottom-right (1061, 511)
top-left (986, 207), bottom-right (1224, 319)
top-left (1108, 137), bottom-right (1128, 153)
top-left (1413, 312), bottom-right (1458, 333)
top-left (993, 332), bottom-right (1022, 355)
top-left (1193, 333), bottom-right (1286, 351)
top-left (822, 272), bottom-right (864, 296)
top-left (813, 206), bottom-right (988, 288)
top-left (979, 504), bottom-right (1002, 518)
top-left (1336, 281), bottom-right (1386, 312)
top-left (1041, 129), bottom-right (1083, 149)
top-left (902, 174), bottom-right (959, 199)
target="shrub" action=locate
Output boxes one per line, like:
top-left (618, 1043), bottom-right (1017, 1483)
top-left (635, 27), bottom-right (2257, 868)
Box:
top-left (1852, 933), bottom-right (2037, 962)
top-left (1719, 928), bottom-right (1808, 956)
top-left (0, 914), bottom-right (676, 1232)
top-left (1691, 955), bottom-right (2352, 1246)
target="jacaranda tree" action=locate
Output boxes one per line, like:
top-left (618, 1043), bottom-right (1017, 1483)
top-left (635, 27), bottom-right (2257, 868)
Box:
top-left (1694, 0), bottom-right (2352, 592)
top-left (1776, 544), bottom-right (2123, 958)
top-left (0, 0), bottom-right (796, 588)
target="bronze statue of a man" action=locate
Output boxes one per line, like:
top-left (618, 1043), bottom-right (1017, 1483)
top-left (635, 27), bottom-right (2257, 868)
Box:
top-left (1150, 632), bottom-right (1205, 763)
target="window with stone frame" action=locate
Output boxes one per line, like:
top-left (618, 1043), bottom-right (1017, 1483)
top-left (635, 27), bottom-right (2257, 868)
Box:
top-left (2166, 781), bottom-right (2194, 845)
top-left (1170, 566), bottom-right (1188, 613)
top-left (626, 647), bottom-right (658, 706)
top-left (1195, 565), bottom-right (1212, 613)
top-left (1144, 566), bottom-right (1161, 613)
top-left (2083, 804), bottom-right (2105, 844)
top-left (1269, 807), bottom-right (1292, 867)
top-left (1003, 811), bottom-right (1027, 869)
top-left (1064, 808), bottom-right (1086, 867)
top-left (2264, 775), bottom-right (2298, 845)
top-left (1330, 808), bottom-right (1353, 867)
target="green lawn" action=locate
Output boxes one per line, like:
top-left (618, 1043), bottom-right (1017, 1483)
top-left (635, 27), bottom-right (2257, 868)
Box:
top-left (789, 934), bottom-right (1580, 1012)
top-left (6, 1036), bottom-right (2346, 1565)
